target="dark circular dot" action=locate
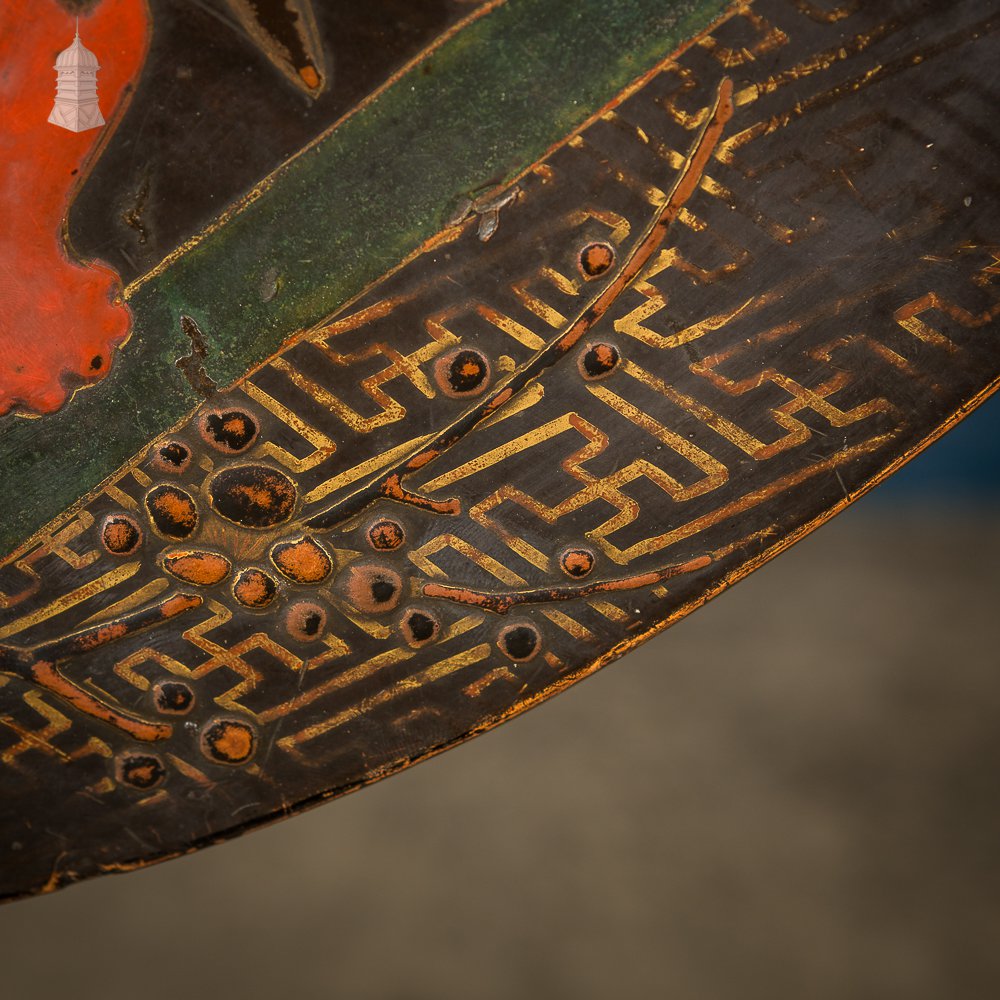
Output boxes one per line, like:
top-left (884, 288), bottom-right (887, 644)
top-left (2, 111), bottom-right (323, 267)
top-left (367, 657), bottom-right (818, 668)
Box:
top-left (200, 718), bottom-right (256, 765)
top-left (367, 518), bottom-right (405, 551)
top-left (498, 622), bottom-right (540, 662)
top-left (285, 601), bottom-right (327, 641)
top-left (200, 409), bottom-right (258, 453)
top-left (344, 565), bottom-right (403, 614)
top-left (578, 241), bottom-right (616, 279)
top-left (153, 441), bottom-right (191, 474)
top-left (559, 547), bottom-right (595, 579)
top-left (153, 680), bottom-right (195, 715)
top-left (100, 514), bottom-right (142, 555)
top-left (302, 611), bottom-right (323, 635)
top-left (90, 355), bottom-right (103, 371)
top-left (209, 465), bottom-right (297, 529)
top-left (401, 608), bottom-right (440, 647)
top-left (145, 485), bottom-right (199, 539)
top-left (578, 342), bottom-right (620, 381)
top-left (233, 568), bottom-right (278, 609)
top-left (435, 348), bottom-right (491, 398)
top-left (117, 753), bottom-right (166, 789)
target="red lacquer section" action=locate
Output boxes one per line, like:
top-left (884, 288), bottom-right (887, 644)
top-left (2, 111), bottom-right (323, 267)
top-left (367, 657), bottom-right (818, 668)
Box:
top-left (0, 0), bottom-right (148, 416)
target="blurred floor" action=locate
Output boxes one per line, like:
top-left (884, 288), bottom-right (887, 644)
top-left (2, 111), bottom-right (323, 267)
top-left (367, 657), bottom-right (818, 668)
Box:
top-left (1, 501), bottom-right (999, 1000)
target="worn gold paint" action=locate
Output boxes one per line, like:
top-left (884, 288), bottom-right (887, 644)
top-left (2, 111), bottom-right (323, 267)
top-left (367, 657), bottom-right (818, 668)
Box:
top-left (279, 644), bottom-right (492, 750)
top-left (0, 563), bottom-right (140, 641)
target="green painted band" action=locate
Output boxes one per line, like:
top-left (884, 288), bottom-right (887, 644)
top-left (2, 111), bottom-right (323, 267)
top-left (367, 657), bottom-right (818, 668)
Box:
top-left (0, 0), bottom-right (729, 558)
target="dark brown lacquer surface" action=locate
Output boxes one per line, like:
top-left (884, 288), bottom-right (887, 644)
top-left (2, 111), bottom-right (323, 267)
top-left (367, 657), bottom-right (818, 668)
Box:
top-left (3, 0), bottom-right (1000, 899)
top-left (67, 0), bottom-right (492, 283)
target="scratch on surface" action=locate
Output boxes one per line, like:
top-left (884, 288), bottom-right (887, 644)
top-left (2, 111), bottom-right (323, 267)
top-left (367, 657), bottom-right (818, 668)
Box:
top-left (121, 172), bottom-right (151, 245)
top-left (834, 468), bottom-right (850, 500)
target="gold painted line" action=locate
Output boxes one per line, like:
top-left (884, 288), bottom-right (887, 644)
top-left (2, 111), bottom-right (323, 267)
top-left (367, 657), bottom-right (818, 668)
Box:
top-left (408, 534), bottom-right (526, 586)
top-left (280, 643), bottom-right (492, 748)
top-left (542, 608), bottom-right (594, 640)
top-left (421, 413), bottom-right (575, 492)
top-left (477, 305), bottom-right (548, 350)
top-left (614, 431), bottom-right (899, 562)
top-left (137, 789), bottom-right (169, 808)
top-left (241, 380), bottom-right (338, 471)
top-left (440, 614), bottom-right (485, 643)
top-left (442, 615), bottom-right (485, 641)
top-left (302, 435), bottom-right (432, 503)
top-left (86, 777), bottom-right (116, 796)
top-left (0, 563), bottom-right (140, 642)
top-left (78, 578), bottom-right (169, 626)
top-left (102, 484), bottom-right (138, 510)
top-left (335, 604), bottom-right (395, 640)
top-left (589, 599), bottom-right (631, 623)
top-left (478, 382), bottom-right (545, 429)
top-left (587, 383), bottom-right (727, 482)
top-left (123, 0), bottom-right (510, 296)
top-left (620, 359), bottom-right (765, 456)
top-left (168, 754), bottom-right (213, 787)
top-left (463, 665), bottom-right (518, 697)
top-left (258, 646), bottom-right (414, 724)
top-left (310, 296), bottom-right (413, 341)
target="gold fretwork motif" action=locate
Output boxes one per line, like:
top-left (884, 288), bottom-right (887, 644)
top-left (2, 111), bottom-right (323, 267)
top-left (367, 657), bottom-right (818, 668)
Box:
top-left (2, 0), bottom-right (999, 898)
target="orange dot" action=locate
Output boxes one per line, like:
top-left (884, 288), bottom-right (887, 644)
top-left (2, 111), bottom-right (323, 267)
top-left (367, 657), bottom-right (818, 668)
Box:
top-left (163, 550), bottom-right (232, 586)
top-left (201, 719), bottom-right (256, 765)
top-left (559, 547), bottom-right (595, 579)
top-left (299, 65), bottom-right (320, 89)
top-left (270, 536), bottom-right (333, 584)
top-left (367, 518), bottom-right (405, 551)
top-left (578, 242), bottom-right (615, 279)
top-left (233, 568), bottom-right (278, 609)
top-left (101, 514), bottom-right (142, 555)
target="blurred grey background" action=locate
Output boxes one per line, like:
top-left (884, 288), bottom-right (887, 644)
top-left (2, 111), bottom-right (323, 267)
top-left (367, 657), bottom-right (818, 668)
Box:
top-left (1, 396), bottom-right (999, 1000)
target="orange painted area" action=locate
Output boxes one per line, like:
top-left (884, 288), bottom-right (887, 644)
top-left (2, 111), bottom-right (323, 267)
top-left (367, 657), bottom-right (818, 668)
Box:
top-left (271, 536), bottom-right (332, 584)
top-left (163, 551), bottom-right (233, 587)
top-left (0, 0), bottom-right (149, 416)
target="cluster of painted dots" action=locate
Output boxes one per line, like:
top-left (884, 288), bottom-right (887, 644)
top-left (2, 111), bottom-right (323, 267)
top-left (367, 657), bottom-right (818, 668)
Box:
top-left (116, 715), bottom-right (258, 791)
top-left (104, 296), bottom-right (622, 787)
top-left (574, 241), bottom-right (622, 379)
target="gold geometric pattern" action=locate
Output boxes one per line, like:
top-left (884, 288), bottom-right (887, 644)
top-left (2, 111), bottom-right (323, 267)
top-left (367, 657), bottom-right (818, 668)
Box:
top-left (2, 0), bottom-right (999, 897)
